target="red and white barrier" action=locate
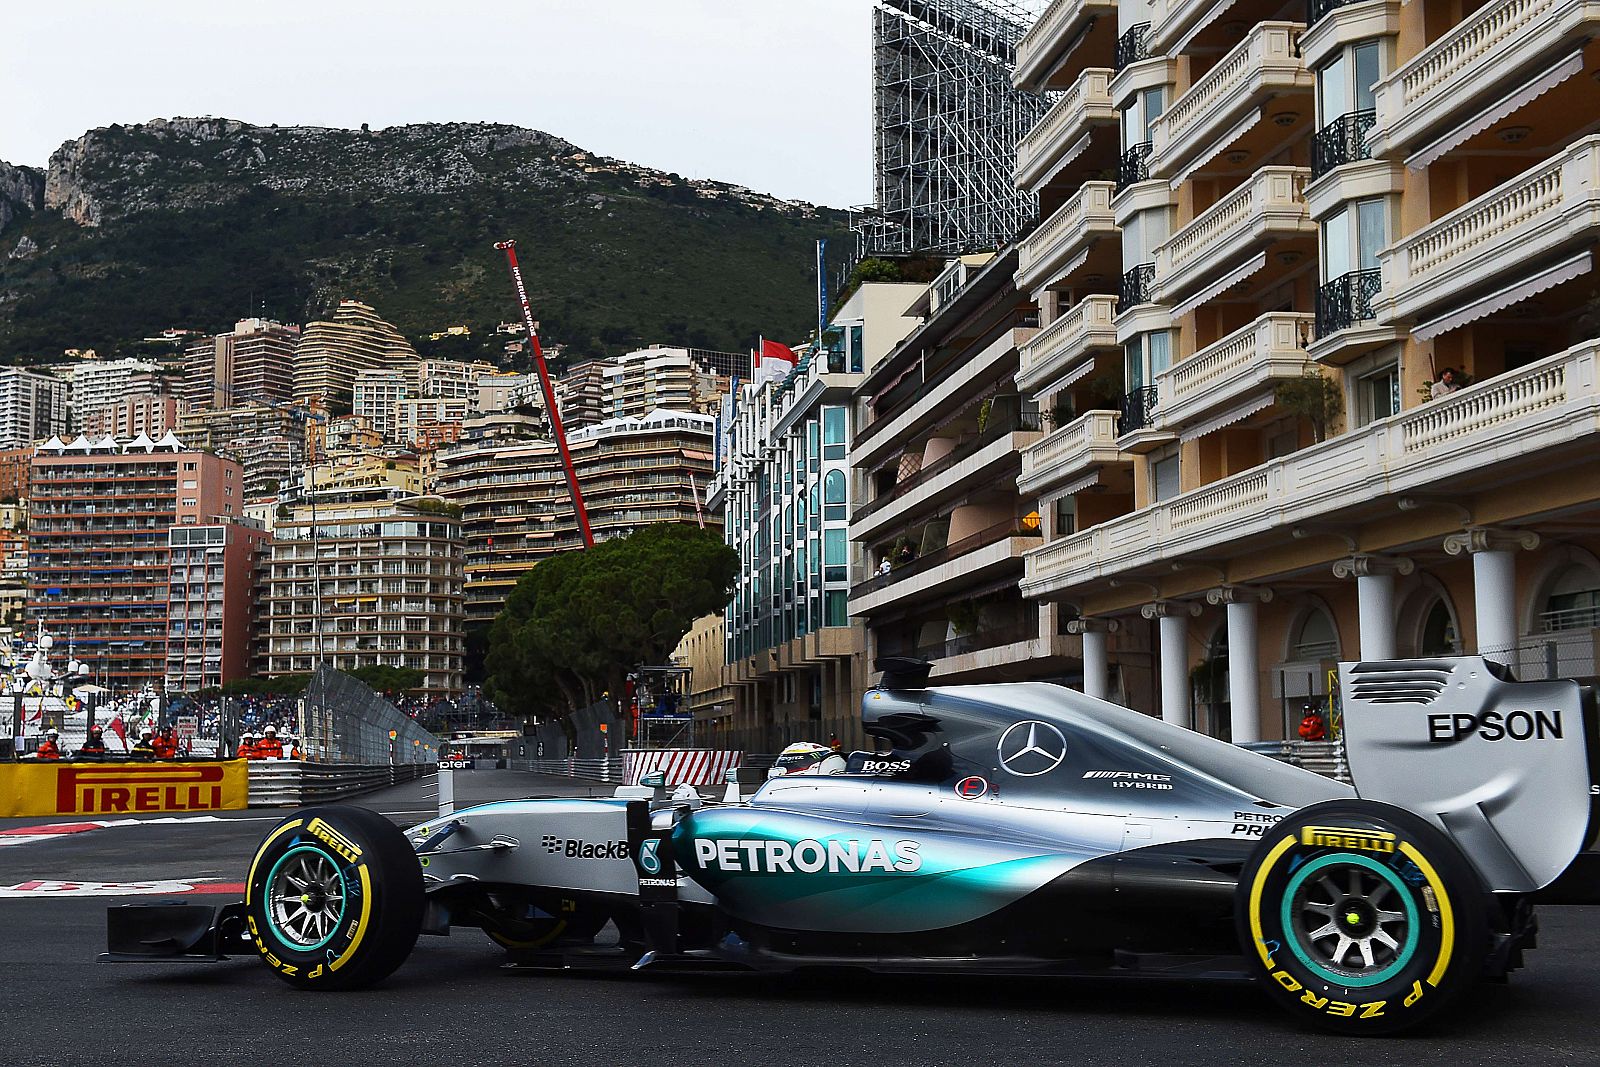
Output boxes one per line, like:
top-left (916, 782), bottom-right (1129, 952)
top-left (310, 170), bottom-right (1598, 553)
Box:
top-left (624, 749), bottom-right (743, 787)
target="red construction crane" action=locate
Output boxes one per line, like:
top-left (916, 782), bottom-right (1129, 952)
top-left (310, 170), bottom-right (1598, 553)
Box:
top-left (494, 239), bottom-right (594, 549)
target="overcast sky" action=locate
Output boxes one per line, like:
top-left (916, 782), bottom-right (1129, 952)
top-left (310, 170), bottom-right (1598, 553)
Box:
top-left (0, 1), bottom-right (874, 207)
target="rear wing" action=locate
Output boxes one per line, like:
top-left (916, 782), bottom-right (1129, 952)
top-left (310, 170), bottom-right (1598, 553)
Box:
top-left (1339, 657), bottom-right (1599, 894)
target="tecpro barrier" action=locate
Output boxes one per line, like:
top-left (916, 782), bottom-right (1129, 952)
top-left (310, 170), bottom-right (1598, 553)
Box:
top-left (0, 760), bottom-right (249, 818)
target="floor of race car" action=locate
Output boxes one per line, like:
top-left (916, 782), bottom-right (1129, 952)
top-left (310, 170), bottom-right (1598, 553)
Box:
top-left (2, 769), bottom-right (1596, 1067)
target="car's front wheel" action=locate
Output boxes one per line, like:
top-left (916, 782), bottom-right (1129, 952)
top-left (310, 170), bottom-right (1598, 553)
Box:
top-left (244, 805), bottom-right (424, 989)
top-left (1236, 800), bottom-right (1489, 1035)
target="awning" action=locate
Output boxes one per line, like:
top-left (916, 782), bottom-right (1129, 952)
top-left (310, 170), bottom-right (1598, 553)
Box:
top-left (1042, 247), bottom-right (1091, 291)
top-left (1413, 250), bottom-right (1593, 341)
top-left (1407, 50), bottom-right (1585, 172)
top-left (1037, 130), bottom-right (1094, 190)
top-left (1168, 250), bottom-right (1269, 318)
top-left (1169, 109), bottom-right (1262, 190)
top-left (1172, 0), bottom-right (1241, 55)
top-left (1179, 392), bottom-right (1278, 442)
top-left (1035, 355), bottom-right (1100, 400)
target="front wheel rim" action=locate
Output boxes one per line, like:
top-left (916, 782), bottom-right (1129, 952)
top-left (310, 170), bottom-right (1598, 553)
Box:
top-left (1281, 852), bottom-right (1419, 988)
top-left (266, 846), bottom-right (348, 950)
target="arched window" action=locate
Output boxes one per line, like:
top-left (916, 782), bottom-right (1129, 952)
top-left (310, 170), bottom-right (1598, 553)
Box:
top-left (1541, 566), bottom-right (1600, 632)
top-left (1419, 599), bottom-right (1459, 655)
top-left (823, 469), bottom-right (846, 520)
top-left (1292, 608), bottom-right (1339, 660)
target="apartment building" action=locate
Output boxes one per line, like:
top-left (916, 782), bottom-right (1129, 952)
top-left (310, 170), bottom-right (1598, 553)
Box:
top-left (81, 394), bottom-right (182, 440)
top-left (0, 368), bottom-right (69, 448)
top-left (434, 410), bottom-right (718, 623)
top-left (557, 361), bottom-right (610, 428)
top-left (263, 497), bottom-right (464, 695)
top-left (352, 368), bottom-right (415, 442)
top-left (0, 447), bottom-right (31, 502)
top-left (710, 282), bottom-right (923, 750)
top-left (182, 319), bottom-right (299, 412)
top-left (849, 254), bottom-right (1078, 690)
top-left (165, 521), bottom-right (272, 692)
top-left (604, 346), bottom-right (742, 420)
top-left (27, 438), bottom-right (251, 690)
top-left (294, 300), bottom-right (418, 408)
top-left (70, 359), bottom-right (164, 430)
top-left (1009, 0), bottom-right (1600, 741)
top-left (396, 397), bottom-right (470, 446)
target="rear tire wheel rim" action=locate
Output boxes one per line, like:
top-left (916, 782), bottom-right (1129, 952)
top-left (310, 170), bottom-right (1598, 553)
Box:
top-left (1282, 852), bottom-right (1418, 988)
top-left (266, 846), bottom-right (347, 950)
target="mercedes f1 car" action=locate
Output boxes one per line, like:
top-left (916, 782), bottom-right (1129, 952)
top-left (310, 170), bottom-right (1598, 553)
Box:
top-left (103, 656), bottom-right (1600, 1034)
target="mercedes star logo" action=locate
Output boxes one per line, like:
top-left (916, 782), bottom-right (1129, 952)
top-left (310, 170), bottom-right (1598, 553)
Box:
top-left (996, 720), bottom-right (1067, 777)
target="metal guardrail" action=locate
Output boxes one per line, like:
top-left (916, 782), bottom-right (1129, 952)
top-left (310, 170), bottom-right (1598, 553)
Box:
top-left (510, 757), bottom-right (627, 782)
top-left (247, 760), bottom-right (434, 807)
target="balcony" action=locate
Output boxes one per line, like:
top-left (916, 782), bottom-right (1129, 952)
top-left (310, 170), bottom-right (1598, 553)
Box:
top-left (1013, 0), bottom-right (1119, 91)
top-left (1156, 313), bottom-right (1315, 432)
top-left (1368, 0), bottom-right (1600, 164)
top-left (1118, 263), bottom-right (1156, 312)
top-left (1117, 386), bottom-right (1160, 437)
top-left (1024, 342), bottom-right (1600, 598)
top-left (1310, 109), bottom-right (1375, 179)
top-left (1016, 181), bottom-right (1118, 293)
top-left (1018, 410), bottom-right (1126, 497)
top-left (851, 413), bottom-right (1043, 542)
top-left (1115, 23), bottom-right (1151, 72)
top-left (1154, 167), bottom-right (1314, 313)
top-left (851, 518), bottom-right (1043, 617)
top-left (1149, 22), bottom-right (1311, 184)
top-left (1015, 68), bottom-right (1117, 193)
top-left (1117, 142), bottom-right (1153, 192)
top-left (1018, 294), bottom-right (1120, 399)
top-left (1376, 136), bottom-right (1600, 329)
top-left (1314, 269), bottom-right (1381, 338)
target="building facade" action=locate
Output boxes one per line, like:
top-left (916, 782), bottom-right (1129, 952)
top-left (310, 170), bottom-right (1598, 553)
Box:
top-left (604, 346), bottom-right (742, 420)
top-left (182, 319), bottom-right (299, 412)
top-left (1008, 0), bottom-right (1600, 739)
top-left (165, 521), bottom-right (272, 692)
top-left (70, 359), bottom-right (163, 430)
top-left (0, 368), bottom-right (69, 449)
top-left (81, 394), bottom-right (183, 440)
top-left (435, 410), bottom-right (718, 623)
top-left (263, 497), bottom-right (465, 695)
top-left (294, 300), bottom-right (418, 408)
top-left (27, 440), bottom-right (251, 691)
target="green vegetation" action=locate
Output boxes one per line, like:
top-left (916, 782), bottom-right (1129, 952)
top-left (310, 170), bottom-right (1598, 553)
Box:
top-left (485, 524), bottom-right (737, 719)
top-left (0, 121), bottom-right (848, 363)
top-left (347, 664), bottom-right (426, 696)
top-left (1275, 369), bottom-right (1344, 443)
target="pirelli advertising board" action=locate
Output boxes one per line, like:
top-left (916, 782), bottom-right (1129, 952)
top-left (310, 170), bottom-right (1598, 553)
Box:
top-left (0, 761), bottom-right (249, 819)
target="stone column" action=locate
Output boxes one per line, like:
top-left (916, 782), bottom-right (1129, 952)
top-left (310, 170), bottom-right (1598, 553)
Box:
top-left (1332, 555), bottom-right (1415, 661)
top-left (1066, 618), bottom-right (1120, 700)
top-left (1142, 601), bottom-right (1200, 726)
top-left (1206, 586), bottom-right (1273, 744)
top-left (1444, 529), bottom-right (1541, 663)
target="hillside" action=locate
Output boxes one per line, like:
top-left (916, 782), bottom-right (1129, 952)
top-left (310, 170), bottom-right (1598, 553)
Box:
top-left (0, 118), bottom-right (848, 363)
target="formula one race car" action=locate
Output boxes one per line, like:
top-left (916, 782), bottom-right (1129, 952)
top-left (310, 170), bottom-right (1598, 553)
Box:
top-left (103, 656), bottom-right (1600, 1034)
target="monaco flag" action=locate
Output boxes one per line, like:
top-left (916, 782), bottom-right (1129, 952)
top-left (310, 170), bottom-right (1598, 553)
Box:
top-left (754, 338), bottom-right (797, 386)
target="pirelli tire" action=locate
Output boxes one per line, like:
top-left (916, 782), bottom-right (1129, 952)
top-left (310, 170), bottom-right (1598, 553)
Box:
top-left (1237, 800), bottom-right (1490, 1035)
top-left (244, 805), bottom-right (425, 990)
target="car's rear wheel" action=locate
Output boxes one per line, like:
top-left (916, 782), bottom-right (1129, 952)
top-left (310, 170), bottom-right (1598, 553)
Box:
top-left (245, 805), bottom-right (424, 989)
top-left (1236, 800), bottom-right (1489, 1035)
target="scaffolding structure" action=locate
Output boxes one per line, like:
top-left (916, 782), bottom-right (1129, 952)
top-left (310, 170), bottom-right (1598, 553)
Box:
top-left (855, 0), bottom-right (1052, 261)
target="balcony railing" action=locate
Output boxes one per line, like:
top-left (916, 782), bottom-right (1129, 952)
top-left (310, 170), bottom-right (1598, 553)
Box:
top-left (1016, 68), bottom-right (1116, 190)
top-left (1118, 263), bottom-right (1156, 312)
top-left (851, 518), bottom-right (1042, 599)
top-left (853, 411), bottom-right (1043, 524)
top-left (1156, 167), bottom-right (1313, 304)
top-left (1310, 109), bottom-right (1375, 179)
top-left (1025, 342), bottom-right (1598, 597)
top-left (1379, 136), bottom-right (1600, 321)
top-left (1018, 409), bottom-right (1124, 497)
top-left (1015, 181), bottom-right (1118, 292)
top-left (1117, 386), bottom-right (1159, 436)
top-left (1307, 0), bottom-right (1366, 24)
top-left (1017, 294), bottom-right (1120, 397)
top-left (1117, 142), bottom-right (1152, 191)
top-left (1159, 313), bottom-right (1315, 425)
top-left (1115, 23), bottom-right (1150, 71)
top-left (1315, 269), bottom-right (1381, 336)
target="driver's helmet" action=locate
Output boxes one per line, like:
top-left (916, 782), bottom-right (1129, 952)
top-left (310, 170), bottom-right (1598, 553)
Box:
top-left (768, 741), bottom-right (847, 779)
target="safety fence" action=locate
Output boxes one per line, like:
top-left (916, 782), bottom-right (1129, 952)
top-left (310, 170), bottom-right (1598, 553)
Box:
top-left (247, 760), bottom-right (433, 808)
top-left (510, 757), bottom-right (627, 783)
top-left (298, 666), bottom-right (442, 764)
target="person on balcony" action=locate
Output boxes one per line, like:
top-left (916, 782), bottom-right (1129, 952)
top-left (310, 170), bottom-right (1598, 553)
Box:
top-left (1430, 367), bottom-right (1466, 399)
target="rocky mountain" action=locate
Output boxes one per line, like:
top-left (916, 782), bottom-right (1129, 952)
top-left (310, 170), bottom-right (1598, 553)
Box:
top-left (0, 118), bottom-right (847, 363)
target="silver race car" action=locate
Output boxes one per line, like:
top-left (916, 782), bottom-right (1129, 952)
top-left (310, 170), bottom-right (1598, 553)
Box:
top-left (104, 656), bottom-right (1600, 1034)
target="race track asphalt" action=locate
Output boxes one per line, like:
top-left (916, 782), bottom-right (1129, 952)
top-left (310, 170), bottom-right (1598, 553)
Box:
top-left (1, 769), bottom-right (1595, 1066)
